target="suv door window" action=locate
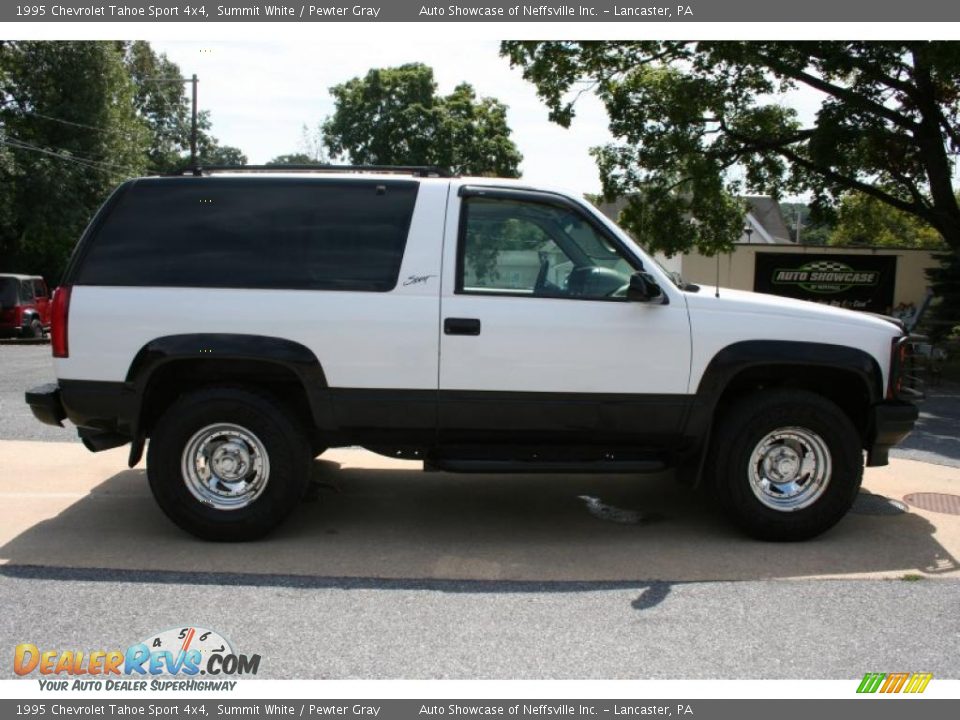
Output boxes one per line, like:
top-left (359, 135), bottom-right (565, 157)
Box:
top-left (458, 197), bottom-right (637, 300)
top-left (33, 280), bottom-right (48, 299)
top-left (20, 279), bottom-right (35, 302)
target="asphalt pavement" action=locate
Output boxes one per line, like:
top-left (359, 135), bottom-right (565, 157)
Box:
top-left (0, 343), bottom-right (64, 442)
top-left (1, 570), bottom-right (957, 679)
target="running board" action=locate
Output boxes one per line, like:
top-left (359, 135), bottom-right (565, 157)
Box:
top-left (424, 459), bottom-right (667, 474)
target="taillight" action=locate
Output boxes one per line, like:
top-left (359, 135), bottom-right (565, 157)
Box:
top-left (51, 286), bottom-right (71, 358)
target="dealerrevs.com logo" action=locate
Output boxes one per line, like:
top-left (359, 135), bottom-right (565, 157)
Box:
top-left (14, 626), bottom-right (260, 691)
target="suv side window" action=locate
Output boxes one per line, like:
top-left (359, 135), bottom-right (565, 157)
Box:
top-left (33, 280), bottom-right (48, 299)
top-left (76, 178), bottom-right (419, 292)
top-left (458, 196), bottom-right (637, 300)
top-left (20, 279), bottom-right (35, 302)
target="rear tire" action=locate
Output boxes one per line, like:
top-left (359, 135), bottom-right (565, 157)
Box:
top-left (147, 386), bottom-right (311, 541)
top-left (708, 389), bottom-right (863, 541)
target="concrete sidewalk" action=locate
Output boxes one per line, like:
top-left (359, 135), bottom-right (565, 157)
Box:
top-left (1, 440), bottom-right (958, 582)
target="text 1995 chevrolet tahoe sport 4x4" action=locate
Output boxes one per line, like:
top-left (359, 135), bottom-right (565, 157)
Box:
top-left (25, 166), bottom-right (920, 542)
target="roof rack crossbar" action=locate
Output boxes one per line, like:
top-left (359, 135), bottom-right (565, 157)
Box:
top-left (174, 164), bottom-right (454, 178)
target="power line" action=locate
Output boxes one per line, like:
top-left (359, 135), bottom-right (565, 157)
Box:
top-left (1, 139), bottom-right (111, 172)
top-left (6, 109), bottom-right (140, 139)
top-left (2, 137), bottom-right (116, 172)
top-left (0, 136), bottom-right (138, 174)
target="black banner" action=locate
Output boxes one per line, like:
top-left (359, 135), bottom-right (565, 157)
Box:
top-left (753, 253), bottom-right (897, 313)
top-left (3, 1), bottom-right (960, 22)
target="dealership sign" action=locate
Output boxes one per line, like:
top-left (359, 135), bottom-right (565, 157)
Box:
top-left (754, 253), bottom-right (897, 312)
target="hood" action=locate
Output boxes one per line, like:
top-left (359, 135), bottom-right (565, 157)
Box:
top-left (684, 286), bottom-right (902, 334)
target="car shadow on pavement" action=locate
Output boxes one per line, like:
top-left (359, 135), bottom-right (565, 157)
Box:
top-left (2, 457), bottom-right (958, 589)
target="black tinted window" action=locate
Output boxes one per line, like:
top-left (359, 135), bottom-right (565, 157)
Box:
top-left (0, 278), bottom-right (19, 307)
top-left (76, 178), bottom-right (419, 291)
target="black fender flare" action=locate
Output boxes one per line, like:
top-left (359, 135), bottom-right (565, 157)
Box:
top-left (680, 340), bottom-right (883, 483)
top-left (124, 333), bottom-right (333, 465)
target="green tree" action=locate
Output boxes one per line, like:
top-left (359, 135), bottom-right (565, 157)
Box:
top-left (925, 253), bottom-right (960, 340)
top-left (122, 40), bottom-right (188, 173)
top-left (322, 63), bottom-right (522, 176)
top-left (501, 42), bottom-right (960, 259)
top-left (829, 192), bottom-right (946, 248)
top-left (267, 153), bottom-right (318, 165)
top-left (0, 41), bottom-right (149, 282)
top-left (267, 125), bottom-right (329, 166)
top-left (196, 135), bottom-right (246, 167)
top-left (0, 41), bottom-right (246, 283)
top-left (122, 41), bottom-right (246, 172)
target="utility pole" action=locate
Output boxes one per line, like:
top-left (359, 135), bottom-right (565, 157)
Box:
top-left (796, 210), bottom-right (802, 244)
top-left (190, 74), bottom-right (198, 169)
top-left (143, 73), bottom-right (199, 170)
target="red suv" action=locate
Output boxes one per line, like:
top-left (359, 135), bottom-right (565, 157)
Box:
top-left (0, 274), bottom-right (52, 338)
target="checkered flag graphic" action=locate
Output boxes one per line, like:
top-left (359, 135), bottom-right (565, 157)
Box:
top-left (801, 260), bottom-right (851, 273)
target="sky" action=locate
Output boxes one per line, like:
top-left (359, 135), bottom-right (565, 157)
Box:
top-left (152, 39), bottom-right (616, 195)
top-left (151, 40), bottom-right (831, 198)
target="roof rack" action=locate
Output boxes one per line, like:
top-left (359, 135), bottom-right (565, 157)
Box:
top-left (172, 164), bottom-right (454, 178)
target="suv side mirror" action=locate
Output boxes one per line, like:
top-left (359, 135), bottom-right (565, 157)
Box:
top-left (627, 272), bottom-right (666, 304)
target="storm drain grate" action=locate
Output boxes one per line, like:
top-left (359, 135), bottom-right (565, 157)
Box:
top-left (904, 492), bottom-right (960, 516)
top-left (851, 491), bottom-right (908, 516)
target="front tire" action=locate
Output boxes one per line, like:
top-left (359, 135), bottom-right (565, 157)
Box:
top-left (24, 318), bottom-right (43, 339)
top-left (147, 386), bottom-right (311, 541)
top-left (708, 389), bottom-right (863, 541)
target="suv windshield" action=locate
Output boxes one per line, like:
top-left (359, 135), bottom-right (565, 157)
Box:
top-left (0, 278), bottom-right (20, 307)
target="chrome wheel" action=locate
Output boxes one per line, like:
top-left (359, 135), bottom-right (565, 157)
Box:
top-left (747, 426), bottom-right (831, 512)
top-left (180, 423), bottom-right (270, 511)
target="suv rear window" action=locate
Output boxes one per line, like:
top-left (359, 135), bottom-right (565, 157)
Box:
top-left (74, 178), bottom-right (419, 292)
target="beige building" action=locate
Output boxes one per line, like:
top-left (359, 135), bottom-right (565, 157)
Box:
top-left (596, 195), bottom-right (938, 313)
top-left (677, 243), bottom-right (937, 309)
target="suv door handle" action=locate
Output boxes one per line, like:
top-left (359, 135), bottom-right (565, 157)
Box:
top-left (444, 318), bottom-right (481, 336)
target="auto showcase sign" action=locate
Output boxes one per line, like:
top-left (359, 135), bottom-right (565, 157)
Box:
top-left (754, 253), bottom-right (897, 312)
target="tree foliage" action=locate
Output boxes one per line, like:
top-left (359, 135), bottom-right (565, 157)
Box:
top-left (0, 41), bottom-right (148, 282)
top-left (322, 63), bottom-right (522, 177)
top-left (267, 153), bottom-right (320, 166)
top-left (0, 41), bottom-right (244, 282)
top-left (123, 41), bottom-right (245, 172)
top-left (268, 124), bottom-right (329, 166)
top-left (829, 192), bottom-right (946, 248)
top-left (501, 41), bottom-right (960, 258)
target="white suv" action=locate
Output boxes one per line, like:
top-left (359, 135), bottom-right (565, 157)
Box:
top-left (26, 166), bottom-right (919, 542)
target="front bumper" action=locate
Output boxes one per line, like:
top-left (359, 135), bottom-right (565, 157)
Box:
top-left (866, 400), bottom-right (919, 466)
